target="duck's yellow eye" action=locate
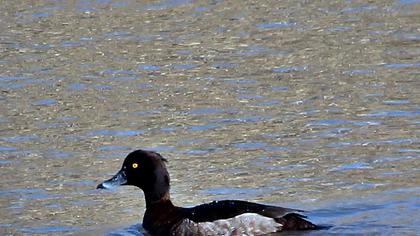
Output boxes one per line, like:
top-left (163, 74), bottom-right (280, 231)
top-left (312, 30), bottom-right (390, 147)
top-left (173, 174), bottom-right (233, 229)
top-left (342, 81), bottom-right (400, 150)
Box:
top-left (132, 163), bottom-right (138, 168)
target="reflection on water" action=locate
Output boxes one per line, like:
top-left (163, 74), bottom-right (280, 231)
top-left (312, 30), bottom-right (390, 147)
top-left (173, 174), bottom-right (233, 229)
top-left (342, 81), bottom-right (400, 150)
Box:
top-left (1, 0), bottom-right (419, 235)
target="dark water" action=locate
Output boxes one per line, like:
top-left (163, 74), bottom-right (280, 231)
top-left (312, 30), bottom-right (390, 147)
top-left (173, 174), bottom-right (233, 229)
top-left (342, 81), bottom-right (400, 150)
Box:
top-left (1, 0), bottom-right (419, 235)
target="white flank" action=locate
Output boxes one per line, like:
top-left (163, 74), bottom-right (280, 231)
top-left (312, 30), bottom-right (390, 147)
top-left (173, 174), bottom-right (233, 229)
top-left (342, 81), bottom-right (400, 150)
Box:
top-left (175, 213), bottom-right (283, 236)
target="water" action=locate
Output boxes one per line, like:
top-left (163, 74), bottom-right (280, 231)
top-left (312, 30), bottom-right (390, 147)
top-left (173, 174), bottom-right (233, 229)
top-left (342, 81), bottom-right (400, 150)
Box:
top-left (1, 0), bottom-right (419, 235)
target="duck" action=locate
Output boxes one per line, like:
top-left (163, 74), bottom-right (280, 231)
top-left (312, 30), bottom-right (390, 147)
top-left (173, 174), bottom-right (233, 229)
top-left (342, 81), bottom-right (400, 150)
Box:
top-left (97, 149), bottom-right (321, 235)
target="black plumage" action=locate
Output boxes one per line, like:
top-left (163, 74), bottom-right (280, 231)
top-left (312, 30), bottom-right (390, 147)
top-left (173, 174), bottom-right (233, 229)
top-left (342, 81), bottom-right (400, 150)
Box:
top-left (97, 149), bottom-right (320, 235)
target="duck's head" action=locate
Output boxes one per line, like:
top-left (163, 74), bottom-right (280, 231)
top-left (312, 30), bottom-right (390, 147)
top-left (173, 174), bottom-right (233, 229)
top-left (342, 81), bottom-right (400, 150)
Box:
top-left (97, 150), bottom-right (170, 197)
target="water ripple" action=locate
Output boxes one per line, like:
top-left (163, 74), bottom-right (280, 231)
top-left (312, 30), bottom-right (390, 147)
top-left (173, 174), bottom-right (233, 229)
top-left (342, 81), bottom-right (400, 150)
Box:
top-left (273, 65), bottom-right (307, 73)
top-left (0, 134), bottom-right (39, 143)
top-left (87, 129), bottom-right (145, 137)
top-left (358, 109), bottom-right (420, 117)
top-left (330, 162), bottom-right (373, 171)
top-left (383, 62), bottom-right (420, 69)
top-left (138, 64), bottom-right (161, 71)
top-left (232, 141), bottom-right (267, 150)
top-left (32, 98), bottom-right (56, 106)
top-left (22, 226), bottom-right (80, 234)
top-left (256, 21), bottom-right (297, 29)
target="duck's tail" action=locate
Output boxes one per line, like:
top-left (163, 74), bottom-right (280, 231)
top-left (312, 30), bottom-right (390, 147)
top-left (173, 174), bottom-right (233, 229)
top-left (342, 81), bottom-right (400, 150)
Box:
top-left (276, 213), bottom-right (320, 230)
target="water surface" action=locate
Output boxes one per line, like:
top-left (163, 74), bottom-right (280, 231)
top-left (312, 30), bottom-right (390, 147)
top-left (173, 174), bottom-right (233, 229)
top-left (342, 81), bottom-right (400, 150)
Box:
top-left (1, 0), bottom-right (419, 235)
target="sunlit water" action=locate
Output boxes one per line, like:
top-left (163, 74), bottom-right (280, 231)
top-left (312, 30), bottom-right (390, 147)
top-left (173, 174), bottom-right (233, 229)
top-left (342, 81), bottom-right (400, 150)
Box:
top-left (1, 0), bottom-right (419, 235)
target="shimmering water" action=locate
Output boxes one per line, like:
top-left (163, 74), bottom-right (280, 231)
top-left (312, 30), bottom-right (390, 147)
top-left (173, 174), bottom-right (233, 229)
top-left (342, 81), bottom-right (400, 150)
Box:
top-left (1, 0), bottom-right (419, 235)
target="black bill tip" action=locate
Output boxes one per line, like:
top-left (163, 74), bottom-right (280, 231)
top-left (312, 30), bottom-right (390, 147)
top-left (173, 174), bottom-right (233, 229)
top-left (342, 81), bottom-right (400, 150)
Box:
top-left (96, 169), bottom-right (127, 190)
top-left (97, 183), bottom-right (106, 189)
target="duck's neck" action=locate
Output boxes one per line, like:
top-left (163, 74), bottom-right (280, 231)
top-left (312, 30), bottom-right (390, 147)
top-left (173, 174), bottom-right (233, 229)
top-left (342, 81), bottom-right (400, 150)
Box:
top-left (144, 188), bottom-right (172, 208)
top-left (142, 188), bottom-right (176, 235)
top-left (142, 174), bottom-right (172, 208)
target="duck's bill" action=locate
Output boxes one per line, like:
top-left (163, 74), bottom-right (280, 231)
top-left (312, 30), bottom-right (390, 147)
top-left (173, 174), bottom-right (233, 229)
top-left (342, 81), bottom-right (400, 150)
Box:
top-left (97, 169), bottom-right (127, 189)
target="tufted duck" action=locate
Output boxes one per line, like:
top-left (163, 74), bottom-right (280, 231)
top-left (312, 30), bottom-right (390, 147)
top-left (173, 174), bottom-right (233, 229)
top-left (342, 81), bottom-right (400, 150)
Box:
top-left (97, 149), bottom-right (320, 235)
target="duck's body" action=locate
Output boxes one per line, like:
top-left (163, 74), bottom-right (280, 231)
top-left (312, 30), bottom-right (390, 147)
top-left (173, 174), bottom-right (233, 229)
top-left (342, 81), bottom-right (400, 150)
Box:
top-left (143, 199), bottom-right (316, 235)
top-left (97, 150), bottom-right (319, 236)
